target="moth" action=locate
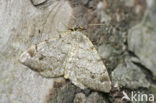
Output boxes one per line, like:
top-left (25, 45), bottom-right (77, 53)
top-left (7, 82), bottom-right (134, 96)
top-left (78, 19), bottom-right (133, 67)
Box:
top-left (19, 31), bottom-right (111, 93)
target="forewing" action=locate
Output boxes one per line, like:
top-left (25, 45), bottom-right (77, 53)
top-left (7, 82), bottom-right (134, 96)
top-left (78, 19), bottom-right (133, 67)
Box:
top-left (19, 32), bottom-right (72, 78)
top-left (65, 31), bottom-right (111, 92)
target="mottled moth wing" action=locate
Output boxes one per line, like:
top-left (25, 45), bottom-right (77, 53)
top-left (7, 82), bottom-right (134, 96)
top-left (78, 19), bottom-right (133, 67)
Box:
top-left (64, 31), bottom-right (111, 93)
top-left (19, 31), bottom-right (111, 92)
top-left (19, 32), bottom-right (73, 78)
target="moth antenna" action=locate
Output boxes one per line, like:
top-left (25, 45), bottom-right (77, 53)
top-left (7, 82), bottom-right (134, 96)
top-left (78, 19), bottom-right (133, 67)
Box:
top-left (61, 22), bottom-right (75, 31)
top-left (71, 15), bottom-right (77, 21)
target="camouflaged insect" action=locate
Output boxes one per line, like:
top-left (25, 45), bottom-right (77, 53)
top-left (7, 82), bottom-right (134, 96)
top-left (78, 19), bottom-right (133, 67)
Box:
top-left (19, 31), bottom-right (111, 93)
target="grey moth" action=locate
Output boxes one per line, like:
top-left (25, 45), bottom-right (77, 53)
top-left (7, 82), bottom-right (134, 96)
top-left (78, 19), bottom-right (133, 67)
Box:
top-left (19, 31), bottom-right (111, 93)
